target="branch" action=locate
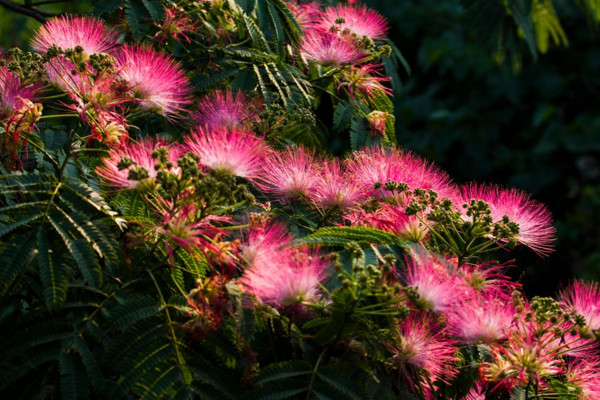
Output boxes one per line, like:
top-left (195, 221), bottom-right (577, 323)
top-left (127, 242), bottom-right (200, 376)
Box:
top-left (0, 0), bottom-right (58, 22)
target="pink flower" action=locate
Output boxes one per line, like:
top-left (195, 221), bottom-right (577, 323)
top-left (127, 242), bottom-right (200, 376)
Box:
top-left (459, 261), bottom-right (520, 297)
top-left (345, 146), bottom-right (455, 202)
top-left (184, 126), bottom-right (267, 179)
top-left (339, 63), bottom-right (392, 103)
top-left (90, 110), bottom-right (129, 146)
top-left (457, 183), bottom-right (556, 256)
top-left (446, 292), bottom-right (516, 345)
top-left (96, 137), bottom-right (181, 190)
top-left (193, 89), bottom-right (261, 131)
top-left (566, 358), bottom-right (600, 400)
top-left (461, 382), bottom-right (486, 400)
top-left (255, 146), bottom-right (319, 202)
top-left (300, 32), bottom-right (364, 66)
top-left (241, 247), bottom-right (328, 309)
top-left (155, 5), bottom-right (199, 44)
top-left (318, 4), bottom-right (388, 40)
top-left (32, 16), bottom-right (119, 54)
top-left (115, 45), bottom-right (191, 119)
top-left (240, 219), bottom-right (293, 268)
top-left (401, 249), bottom-right (465, 313)
top-left (0, 58), bottom-right (42, 114)
top-left (286, 1), bottom-right (323, 31)
top-left (558, 280), bottom-right (600, 333)
top-left (387, 312), bottom-right (458, 398)
top-left (308, 158), bottom-right (363, 211)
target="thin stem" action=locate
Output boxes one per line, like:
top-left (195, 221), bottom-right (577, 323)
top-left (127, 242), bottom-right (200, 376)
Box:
top-left (305, 347), bottom-right (327, 400)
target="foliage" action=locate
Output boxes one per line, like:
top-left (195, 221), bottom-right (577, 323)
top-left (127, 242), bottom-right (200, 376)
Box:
top-left (1, 0), bottom-right (600, 399)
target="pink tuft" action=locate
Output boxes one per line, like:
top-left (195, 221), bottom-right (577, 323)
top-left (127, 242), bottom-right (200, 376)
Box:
top-left (32, 15), bottom-right (119, 55)
top-left (402, 249), bottom-right (466, 313)
top-left (446, 292), bottom-right (516, 345)
top-left (96, 137), bottom-right (182, 190)
top-left (388, 312), bottom-right (458, 398)
top-left (308, 158), bottom-right (364, 211)
top-left (558, 280), bottom-right (600, 333)
top-left (457, 183), bottom-right (556, 256)
top-left (567, 358), bottom-right (600, 400)
top-left (241, 247), bottom-right (329, 309)
top-left (254, 146), bottom-right (320, 202)
top-left (193, 89), bottom-right (261, 131)
top-left (318, 4), bottom-right (388, 40)
top-left (115, 45), bottom-right (191, 119)
top-left (184, 126), bottom-right (268, 179)
top-left (300, 31), bottom-right (365, 66)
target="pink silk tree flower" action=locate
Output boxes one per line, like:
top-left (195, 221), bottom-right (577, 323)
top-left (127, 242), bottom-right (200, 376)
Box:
top-left (115, 45), bottom-right (191, 120)
top-left (32, 15), bottom-right (120, 55)
top-left (401, 249), bottom-right (466, 313)
top-left (345, 146), bottom-right (455, 203)
top-left (300, 32), bottom-right (365, 66)
top-left (387, 312), bottom-right (458, 399)
top-left (566, 358), bottom-right (600, 400)
top-left (558, 280), bottom-right (600, 334)
top-left (308, 158), bottom-right (364, 212)
top-left (445, 292), bottom-right (516, 345)
top-left (254, 145), bottom-right (319, 202)
top-left (339, 63), bottom-right (392, 103)
top-left (96, 137), bottom-right (181, 190)
top-left (240, 247), bottom-right (329, 309)
top-left (184, 126), bottom-right (267, 179)
top-left (318, 4), bottom-right (388, 40)
top-left (239, 219), bottom-right (293, 268)
top-left (193, 89), bottom-right (261, 131)
top-left (458, 260), bottom-right (520, 298)
top-left (457, 183), bottom-right (556, 256)
top-left (286, 1), bottom-right (323, 31)
top-left (154, 5), bottom-right (200, 44)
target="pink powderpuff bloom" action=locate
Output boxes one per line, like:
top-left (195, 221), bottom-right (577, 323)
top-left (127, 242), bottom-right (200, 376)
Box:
top-left (154, 5), bottom-right (199, 44)
top-left (345, 146), bottom-right (455, 203)
top-left (459, 260), bottom-right (520, 298)
top-left (0, 58), bottom-right (42, 114)
top-left (193, 89), bottom-right (261, 131)
top-left (184, 126), bottom-right (268, 179)
top-left (308, 158), bottom-right (363, 211)
top-left (457, 183), bottom-right (556, 256)
top-left (387, 312), bottom-right (458, 399)
top-left (446, 292), bottom-right (516, 345)
top-left (401, 249), bottom-right (465, 313)
top-left (96, 137), bottom-right (182, 190)
top-left (339, 63), bottom-right (392, 103)
top-left (32, 15), bottom-right (119, 55)
top-left (558, 280), bottom-right (600, 334)
top-left (240, 219), bottom-right (293, 268)
top-left (566, 358), bottom-right (600, 400)
top-left (300, 31), bottom-right (365, 66)
top-left (286, 1), bottom-right (323, 31)
top-left (255, 146), bottom-right (320, 202)
top-left (318, 4), bottom-right (388, 40)
top-left (115, 45), bottom-right (191, 119)
top-left (240, 247), bottom-right (329, 309)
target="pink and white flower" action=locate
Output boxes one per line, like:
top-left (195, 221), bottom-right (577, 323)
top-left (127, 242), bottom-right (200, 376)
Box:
top-left (255, 146), bottom-right (320, 202)
top-left (241, 247), bottom-right (328, 309)
top-left (193, 89), bottom-right (260, 131)
top-left (300, 32), bottom-right (364, 66)
top-left (115, 45), bottom-right (191, 119)
top-left (457, 183), bottom-right (556, 256)
top-left (558, 280), bottom-right (600, 333)
top-left (32, 15), bottom-right (119, 55)
top-left (318, 4), bottom-right (388, 40)
top-left (96, 137), bottom-right (181, 190)
top-left (185, 126), bottom-right (267, 179)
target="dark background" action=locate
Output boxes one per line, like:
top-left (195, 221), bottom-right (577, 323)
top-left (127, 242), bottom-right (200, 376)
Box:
top-left (2, 0), bottom-right (599, 295)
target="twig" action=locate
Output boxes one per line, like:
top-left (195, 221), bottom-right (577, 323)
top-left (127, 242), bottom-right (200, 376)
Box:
top-left (0, 0), bottom-right (58, 22)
